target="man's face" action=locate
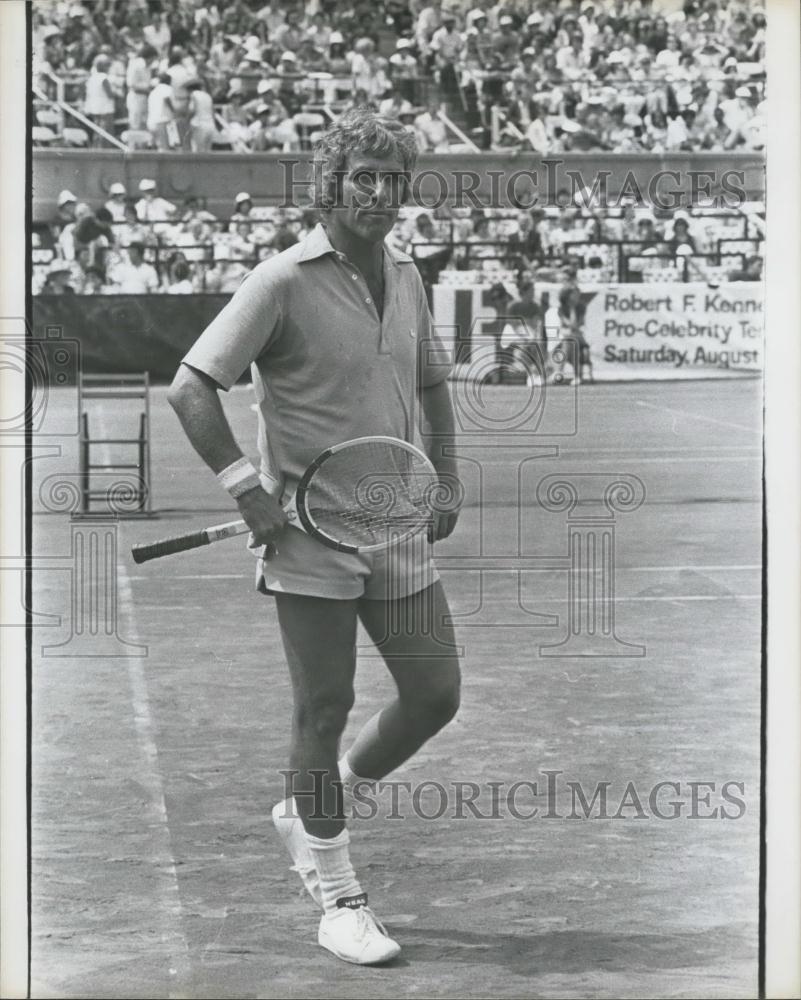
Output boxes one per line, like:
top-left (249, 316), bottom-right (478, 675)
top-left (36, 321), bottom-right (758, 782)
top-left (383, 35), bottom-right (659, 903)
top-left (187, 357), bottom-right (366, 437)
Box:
top-left (331, 152), bottom-right (407, 245)
top-left (129, 246), bottom-right (144, 265)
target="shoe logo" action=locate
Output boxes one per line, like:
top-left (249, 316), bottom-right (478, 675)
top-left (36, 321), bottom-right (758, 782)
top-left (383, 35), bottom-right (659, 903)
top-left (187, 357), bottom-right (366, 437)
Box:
top-left (336, 892), bottom-right (368, 910)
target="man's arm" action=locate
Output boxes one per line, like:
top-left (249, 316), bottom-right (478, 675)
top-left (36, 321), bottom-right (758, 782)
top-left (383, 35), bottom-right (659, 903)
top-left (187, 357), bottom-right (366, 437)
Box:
top-left (168, 363), bottom-right (287, 545)
top-left (418, 378), bottom-right (462, 541)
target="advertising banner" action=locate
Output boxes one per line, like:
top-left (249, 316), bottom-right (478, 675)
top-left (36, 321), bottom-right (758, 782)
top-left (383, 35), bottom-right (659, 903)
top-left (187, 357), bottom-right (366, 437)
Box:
top-left (432, 281), bottom-right (763, 381)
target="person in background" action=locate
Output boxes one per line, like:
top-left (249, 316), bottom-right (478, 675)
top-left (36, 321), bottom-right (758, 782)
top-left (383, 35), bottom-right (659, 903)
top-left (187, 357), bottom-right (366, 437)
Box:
top-left (413, 98), bottom-right (449, 152)
top-left (54, 189), bottom-right (78, 230)
top-left (187, 78), bottom-right (217, 152)
top-left (56, 201), bottom-right (92, 262)
top-left (117, 200), bottom-right (152, 250)
top-left (213, 243), bottom-right (250, 293)
top-left (143, 9), bottom-right (171, 59)
top-left (415, 0), bottom-right (443, 69)
top-left (167, 260), bottom-right (194, 293)
top-left (106, 240), bottom-right (160, 294)
top-left (429, 10), bottom-right (463, 101)
top-left (104, 183), bottom-right (128, 223)
top-left (305, 12), bottom-right (332, 52)
top-left (84, 54), bottom-right (116, 143)
top-left (556, 272), bottom-right (593, 384)
top-left (42, 262), bottom-right (76, 295)
top-left (256, 0), bottom-right (286, 37)
top-left (135, 179), bottom-right (177, 224)
top-left (147, 72), bottom-right (176, 150)
top-left (504, 278), bottom-right (547, 386)
top-left (126, 43), bottom-right (157, 132)
top-left (350, 38), bottom-right (389, 103)
top-left (80, 266), bottom-right (110, 295)
top-left (728, 254), bottom-right (763, 282)
top-left (379, 92), bottom-right (414, 120)
top-left (70, 247), bottom-right (95, 294)
top-left (666, 212), bottom-right (697, 256)
top-left (274, 8), bottom-right (305, 54)
top-left (389, 38), bottom-right (419, 104)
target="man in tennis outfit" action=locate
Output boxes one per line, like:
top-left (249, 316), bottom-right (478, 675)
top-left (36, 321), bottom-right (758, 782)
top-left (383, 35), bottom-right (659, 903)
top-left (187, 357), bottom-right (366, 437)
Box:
top-left (169, 110), bottom-right (462, 965)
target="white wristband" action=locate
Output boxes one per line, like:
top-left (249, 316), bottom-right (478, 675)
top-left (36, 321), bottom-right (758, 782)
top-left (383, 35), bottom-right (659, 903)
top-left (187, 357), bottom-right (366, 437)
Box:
top-left (217, 457), bottom-right (261, 499)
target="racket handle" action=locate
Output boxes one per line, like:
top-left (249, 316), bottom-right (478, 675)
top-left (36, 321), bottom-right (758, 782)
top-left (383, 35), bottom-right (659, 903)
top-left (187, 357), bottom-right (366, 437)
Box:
top-left (131, 529), bottom-right (211, 564)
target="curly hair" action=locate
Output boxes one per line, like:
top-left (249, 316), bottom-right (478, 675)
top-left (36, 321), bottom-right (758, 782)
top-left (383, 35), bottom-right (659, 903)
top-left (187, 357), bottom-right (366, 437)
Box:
top-left (311, 108), bottom-right (418, 211)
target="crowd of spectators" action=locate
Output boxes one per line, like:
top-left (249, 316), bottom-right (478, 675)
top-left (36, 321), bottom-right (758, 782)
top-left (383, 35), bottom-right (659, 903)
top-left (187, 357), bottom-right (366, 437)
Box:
top-left (33, 179), bottom-right (764, 295)
top-left (33, 0), bottom-right (766, 154)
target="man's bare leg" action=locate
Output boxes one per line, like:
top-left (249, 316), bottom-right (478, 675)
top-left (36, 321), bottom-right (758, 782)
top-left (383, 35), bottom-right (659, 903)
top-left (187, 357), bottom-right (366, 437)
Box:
top-left (346, 580), bottom-right (461, 782)
top-left (274, 592), bottom-right (359, 838)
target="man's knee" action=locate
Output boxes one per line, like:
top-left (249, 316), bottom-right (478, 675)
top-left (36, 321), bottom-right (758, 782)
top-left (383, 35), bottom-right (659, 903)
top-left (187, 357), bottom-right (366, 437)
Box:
top-left (295, 690), bottom-right (355, 743)
top-left (403, 669), bottom-right (460, 731)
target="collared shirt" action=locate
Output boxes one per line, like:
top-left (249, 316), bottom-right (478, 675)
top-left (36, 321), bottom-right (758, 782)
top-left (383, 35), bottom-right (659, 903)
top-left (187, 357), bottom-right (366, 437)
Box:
top-left (183, 223), bottom-right (452, 495)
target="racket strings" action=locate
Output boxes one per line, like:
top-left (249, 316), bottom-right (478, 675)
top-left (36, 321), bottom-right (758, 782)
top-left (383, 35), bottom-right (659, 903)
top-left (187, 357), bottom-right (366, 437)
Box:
top-left (303, 440), bottom-right (437, 547)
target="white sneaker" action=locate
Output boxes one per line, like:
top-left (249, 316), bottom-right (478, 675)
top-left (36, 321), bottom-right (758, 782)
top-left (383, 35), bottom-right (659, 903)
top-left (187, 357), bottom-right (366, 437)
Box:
top-left (318, 896), bottom-right (401, 965)
top-left (271, 799), bottom-right (322, 908)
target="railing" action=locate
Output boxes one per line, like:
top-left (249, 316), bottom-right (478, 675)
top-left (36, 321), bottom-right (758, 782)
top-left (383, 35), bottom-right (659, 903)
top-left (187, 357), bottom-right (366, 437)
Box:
top-left (32, 82), bottom-right (127, 151)
top-left (436, 107), bottom-right (481, 151)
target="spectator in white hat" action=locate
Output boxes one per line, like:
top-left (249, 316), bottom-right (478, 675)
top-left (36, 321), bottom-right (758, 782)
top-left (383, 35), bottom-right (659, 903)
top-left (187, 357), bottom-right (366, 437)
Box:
top-left (430, 11), bottom-right (463, 99)
top-left (56, 190), bottom-right (78, 225)
top-left (389, 39), bottom-right (419, 102)
top-left (274, 50), bottom-right (302, 111)
top-left (350, 38), bottom-right (389, 102)
top-left (42, 261), bottom-right (76, 296)
top-left (231, 192), bottom-right (253, 224)
top-left (492, 15), bottom-right (521, 66)
top-left (135, 179), bottom-right (177, 224)
top-left (720, 85), bottom-right (753, 147)
top-left (104, 182), bottom-right (128, 222)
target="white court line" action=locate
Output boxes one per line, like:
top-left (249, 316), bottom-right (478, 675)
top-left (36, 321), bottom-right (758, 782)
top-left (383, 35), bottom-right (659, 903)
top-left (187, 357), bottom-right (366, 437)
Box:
top-left (635, 398), bottom-right (763, 435)
top-left (97, 412), bottom-right (191, 990)
top-left (127, 564), bottom-right (761, 584)
top-left (475, 454), bottom-right (759, 464)
top-left (531, 594), bottom-right (761, 603)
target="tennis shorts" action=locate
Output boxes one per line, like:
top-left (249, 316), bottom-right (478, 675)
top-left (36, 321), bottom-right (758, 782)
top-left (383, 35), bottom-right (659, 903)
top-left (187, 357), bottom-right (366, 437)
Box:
top-left (254, 524), bottom-right (439, 601)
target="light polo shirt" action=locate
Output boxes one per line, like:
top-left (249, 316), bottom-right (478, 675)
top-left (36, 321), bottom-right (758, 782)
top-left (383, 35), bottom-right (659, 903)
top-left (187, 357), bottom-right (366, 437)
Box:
top-left (183, 223), bottom-right (452, 495)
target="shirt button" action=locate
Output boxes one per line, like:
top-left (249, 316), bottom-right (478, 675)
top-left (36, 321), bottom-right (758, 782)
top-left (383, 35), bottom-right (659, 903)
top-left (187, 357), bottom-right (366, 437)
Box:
top-left (352, 273), bottom-right (358, 280)
top-left (365, 297), bottom-right (371, 304)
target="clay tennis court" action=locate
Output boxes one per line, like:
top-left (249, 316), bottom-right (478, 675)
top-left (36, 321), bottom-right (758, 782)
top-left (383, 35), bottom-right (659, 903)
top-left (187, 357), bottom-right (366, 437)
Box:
top-left (31, 376), bottom-right (762, 998)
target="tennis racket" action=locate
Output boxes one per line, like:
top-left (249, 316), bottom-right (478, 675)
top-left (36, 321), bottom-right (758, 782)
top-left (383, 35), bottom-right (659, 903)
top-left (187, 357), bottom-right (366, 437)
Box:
top-left (131, 436), bottom-right (445, 564)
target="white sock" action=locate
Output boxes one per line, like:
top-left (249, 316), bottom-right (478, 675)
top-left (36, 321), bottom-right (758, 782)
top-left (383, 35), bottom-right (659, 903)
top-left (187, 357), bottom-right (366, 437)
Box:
top-left (305, 828), bottom-right (364, 915)
top-left (338, 754), bottom-right (378, 820)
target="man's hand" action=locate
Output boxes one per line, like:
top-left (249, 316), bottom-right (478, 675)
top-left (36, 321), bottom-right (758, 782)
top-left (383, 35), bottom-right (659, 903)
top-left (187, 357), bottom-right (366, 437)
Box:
top-left (237, 487), bottom-right (289, 547)
top-left (428, 462), bottom-right (464, 542)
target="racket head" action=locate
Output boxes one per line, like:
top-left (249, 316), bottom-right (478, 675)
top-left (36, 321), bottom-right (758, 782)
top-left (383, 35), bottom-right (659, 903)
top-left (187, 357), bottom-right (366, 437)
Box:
top-left (295, 436), bottom-right (439, 554)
